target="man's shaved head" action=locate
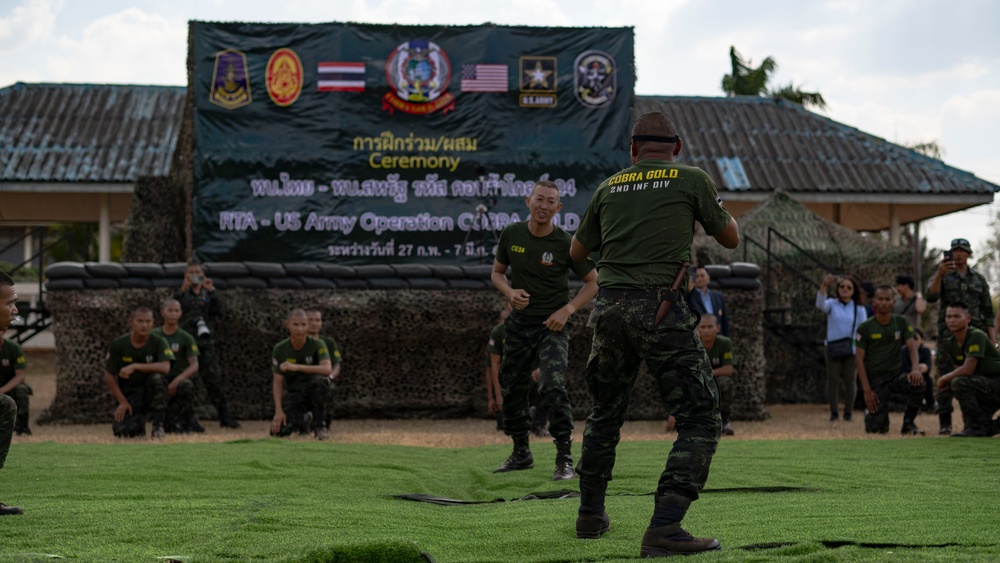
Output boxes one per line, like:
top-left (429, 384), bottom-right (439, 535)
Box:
top-left (632, 111), bottom-right (678, 139)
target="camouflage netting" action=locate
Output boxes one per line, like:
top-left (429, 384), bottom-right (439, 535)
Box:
top-left (38, 264), bottom-right (766, 424)
top-left (120, 175), bottom-right (186, 263)
top-left (694, 191), bottom-right (911, 403)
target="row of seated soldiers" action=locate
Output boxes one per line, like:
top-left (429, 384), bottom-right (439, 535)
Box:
top-left (99, 303), bottom-right (342, 439)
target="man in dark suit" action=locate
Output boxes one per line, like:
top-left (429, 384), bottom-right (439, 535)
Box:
top-left (686, 266), bottom-right (729, 337)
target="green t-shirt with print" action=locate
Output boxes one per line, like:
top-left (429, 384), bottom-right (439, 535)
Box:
top-left (105, 333), bottom-right (175, 393)
top-left (0, 338), bottom-right (27, 387)
top-left (704, 335), bottom-right (734, 370)
top-left (943, 327), bottom-right (1000, 377)
top-left (494, 221), bottom-right (595, 316)
top-left (319, 335), bottom-right (342, 365)
top-left (271, 336), bottom-right (331, 392)
top-left (575, 159), bottom-right (732, 288)
top-left (487, 323), bottom-right (506, 357)
top-left (151, 327), bottom-right (200, 380)
top-left (855, 315), bottom-right (914, 378)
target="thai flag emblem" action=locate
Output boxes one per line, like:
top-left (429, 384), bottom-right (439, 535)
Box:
top-left (317, 62), bottom-right (365, 92)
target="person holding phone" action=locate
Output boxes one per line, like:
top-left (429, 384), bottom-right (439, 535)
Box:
top-left (174, 260), bottom-right (240, 429)
top-left (926, 238), bottom-right (995, 434)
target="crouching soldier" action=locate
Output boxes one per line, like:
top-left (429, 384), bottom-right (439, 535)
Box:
top-left (270, 309), bottom-right (332, 441)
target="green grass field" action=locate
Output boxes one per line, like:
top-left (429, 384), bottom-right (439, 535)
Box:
top-left (0, 438), bottom-right (998, 562)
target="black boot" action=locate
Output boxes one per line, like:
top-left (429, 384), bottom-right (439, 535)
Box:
top-left (576, 479), bottom-right (610, 539)
top-left (13, 415), bottom-right (30, 436)
top-left (939, 412), bottom-right (952, 436)
top-left (218, 405), bottom-right (241, 429)
top-left (493, 436), bottom-right (533, 473)
top-left (641, 493), bottom-right (720, 557)
top-left (553, 439), bottom-right (576, 481)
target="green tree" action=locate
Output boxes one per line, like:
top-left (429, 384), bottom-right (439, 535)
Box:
top-left (721, 46), bottom-right (827, 110)
top-left (902, 140), bottom-right (944, 160)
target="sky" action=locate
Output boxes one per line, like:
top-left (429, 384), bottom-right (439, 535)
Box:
top-left (2, 0), bottom-right (998, 255)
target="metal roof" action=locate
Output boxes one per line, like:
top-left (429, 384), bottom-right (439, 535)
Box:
top-left (635, 95), bottom-right (1000, 197)
top-left (0, 82), bottom-right (185, 183)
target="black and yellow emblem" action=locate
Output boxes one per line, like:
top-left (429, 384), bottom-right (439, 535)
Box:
top-left (518, 56), bottom-right (557, 108)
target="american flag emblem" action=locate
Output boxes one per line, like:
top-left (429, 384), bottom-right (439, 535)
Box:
top-left (460, 64), bottom-right (509, 93)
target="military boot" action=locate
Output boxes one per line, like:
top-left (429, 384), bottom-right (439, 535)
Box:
top-left (553, 439), bottom-right (576, 481)
top-left (577, 479), bottom-right (610, 539)
top-left (493, 436), bottom-right (533, 473)
top-left (640, 493), bottom-right (720, 557)
top-left (218, 405), bottom-right (242, 429)
top-left (939, 412), bottom-right (952, 435)
top-left (0, 502), bottom-right (24, 516)
top-left (13, 415), bottom-right (30, 436)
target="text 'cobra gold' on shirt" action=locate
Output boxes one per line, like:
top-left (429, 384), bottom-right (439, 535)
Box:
top-left (607, 168), bottom-right (679, 186)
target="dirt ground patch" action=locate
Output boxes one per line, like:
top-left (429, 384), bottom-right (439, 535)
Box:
top-left (18, 351), bottom-right (954, 446)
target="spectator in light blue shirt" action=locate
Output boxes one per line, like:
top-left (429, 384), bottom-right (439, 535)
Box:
top-left (816, 274), bottom-right (867, 422)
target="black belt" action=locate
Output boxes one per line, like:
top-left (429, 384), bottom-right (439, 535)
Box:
top-left (598, 287), bottom-right (683, 302)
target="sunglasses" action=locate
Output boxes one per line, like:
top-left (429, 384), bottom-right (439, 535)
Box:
top-left (951, 238), bottom-right (970, 247)
top-left (838, 284), bottom-right (853, 289)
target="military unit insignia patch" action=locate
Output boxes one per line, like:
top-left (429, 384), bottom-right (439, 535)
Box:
top-left (574, 50), bottom-right (616, 108)
top-left (209, 49), bottom-right (252, 110)
top-left (383, 39), bottom-right (455, 115)
top-left (266, 48), bottom-right (304, 107)
top-left (519, 56), bottom-right (557, 108)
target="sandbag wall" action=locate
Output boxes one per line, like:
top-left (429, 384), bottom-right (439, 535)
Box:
top-left (39, 261), bottom-right (766, 424)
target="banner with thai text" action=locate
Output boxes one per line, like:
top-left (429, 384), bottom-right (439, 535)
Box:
top-left (191, 22), bottom-right (634, 264)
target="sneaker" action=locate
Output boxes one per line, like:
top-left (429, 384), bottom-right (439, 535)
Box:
top-left (315, 425), bottom-right (329, 441)
top-left (0, 503), bottom-right (23, 516)
top-left (151, 424), bottom-right (166, 439)
top-left (300, 412), bottom-right (314, 435)
top-left (553, 458), bottom-right (576, 481)
top-left (493, 446), bottom-right (533, 473)
top-left (576, 511), bottom-right (610, 539)
top-left (721, 422), bottom-right (735, 436)
top-left (640, 522), bottom-right (721, 557)
top-left (939, 426), bottom-right (952, 436)
top-left (900, 423), bottom-right (926, 436)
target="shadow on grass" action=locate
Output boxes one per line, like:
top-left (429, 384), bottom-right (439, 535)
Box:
top-left (393, 486), bottom-right (818, 506)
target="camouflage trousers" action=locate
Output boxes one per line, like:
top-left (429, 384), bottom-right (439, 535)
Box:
top-left (5, 383), bottom-right (31, 422)
top-left (197, 340), bottom-right (232, 418)
top-left (951, 376), bottom-right (1000, 433)
top-left (716, 375), bottom-right (733, 423)
top-left (163, 378), bottom-right (196, 431)
top-left (276, 375), bottom-right (331, 436)
top-left (863, 372), bottom-right (924, 433)
top-left (113, 374), bottom-right (167, 438)
top-left (0, 394), bottom-right (14, 469)
top-left (499, 311), bottom-right (573, 443)
top-left (934, 329), bottom-right (957, 415)
top-left (577, 296), bottom-right (720, 501)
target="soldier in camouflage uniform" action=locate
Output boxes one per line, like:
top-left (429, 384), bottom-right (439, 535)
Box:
top-left (174, 260), bottom-right (240, 429)
top-left (854, 286), bottom-right (925, 435)
top-left (103, 306), bottom-right (175, 439)
top-left (271, 309), bottom-right (333, 440)
top-left (569, 112), bottom-right (739, 557)
top-left (491, 180), bottom-right (598, 481)
top-left (151, 299), bottom-right (203, 433)
top-left (937, 302), bottom-right (1000, 437)
top-left (0, 335), bottom-right (31, 435)
top-left (0, 272), bottom-right (24, 515)
top-left (926, 238), bottom-right (994, 434)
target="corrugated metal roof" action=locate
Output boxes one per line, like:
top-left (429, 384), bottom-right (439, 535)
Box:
top-left (0, 82), bottom-right (185, 182)
top-left (635, 95), bottom-right (1000, 196)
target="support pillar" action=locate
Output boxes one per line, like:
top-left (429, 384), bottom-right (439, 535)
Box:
top-left (99, 193), bottom-right (111, 263)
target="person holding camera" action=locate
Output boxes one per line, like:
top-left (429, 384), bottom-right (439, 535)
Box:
top-left (926, 238), bottom-right (995, 435)
top-left (174, 260), bottom-right (240, 429)
top-left (817, 274), bottom-right (867, 422)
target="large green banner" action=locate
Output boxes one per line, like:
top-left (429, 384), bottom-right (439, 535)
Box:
top-left (192, 22), bottom-right (634, 264)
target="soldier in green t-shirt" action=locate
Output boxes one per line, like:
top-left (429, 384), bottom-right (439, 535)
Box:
top-left (0, 272), bottom-right (23, 515)
top-left (152, 299), bottom-right (203, 434)
top-left (486, 304), bottom-right (511, 430)
top-left (491, 180), bottom-right (599, 481)
top-left (937, 302), bottom-right (1000, 437)
top-left (306, 309), bottom-right (342, 427)
top-left (102, 306), bottom-right (175, 439)
top-left (0, 337), bottom-right (30, 436)
top-left (271, 309), bottom-right (332, 440)
top-left (569, 112), bottom-right (740, 555)
top-left (854, 286), bottom-right (924, 435)
top-left (696, 315), bottom-right (735, 436)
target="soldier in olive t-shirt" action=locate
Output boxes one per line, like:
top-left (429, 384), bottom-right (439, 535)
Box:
top-left (854, 287), bottom-right (924, 435)
top-left (938, 302), bottom-right (1000, 436)
top-left (272, 309), bottom-right (333, 440)
top-left (151, 323), bottom-right (201, 433)
top-left (103, 307), bottom-right (175, 438)
top-left (490, 180), bottom-right (598, 481)
top-left (0, 337), bottom-right (31, 435)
